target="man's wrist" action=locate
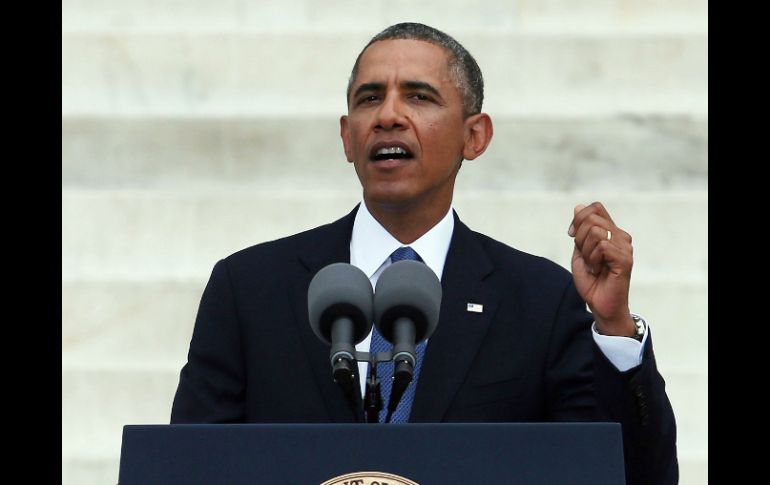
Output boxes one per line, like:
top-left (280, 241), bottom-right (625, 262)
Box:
top-left (595, 313), bottom-right (646, 340)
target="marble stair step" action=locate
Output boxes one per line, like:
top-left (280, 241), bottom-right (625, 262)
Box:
top-left (62, 0), bottom-right (708, 35)
top-left (62, 115), bottom-right (708, 191)
top-left (62, 32), bottom-right (708, 117)
top-left (62, 189), bottom-right (708, 283)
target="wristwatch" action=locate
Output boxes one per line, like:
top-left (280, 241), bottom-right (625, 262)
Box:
top-left (629, 313), bottom-right (646, 342)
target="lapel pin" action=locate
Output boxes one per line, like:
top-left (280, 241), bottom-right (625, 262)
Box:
top-left (467, 303), bottom-right (483, 313)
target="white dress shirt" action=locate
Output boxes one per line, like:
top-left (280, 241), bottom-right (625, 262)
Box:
top-left (349, 201), bottom-right (647, 396)
top-left (350, 201), bottom-right (454, 395)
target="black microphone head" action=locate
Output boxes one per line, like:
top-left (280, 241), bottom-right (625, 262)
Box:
top-left (307, 263), bottom-right (374, 345)
top-left (373, 260), bottom-right (442, 343)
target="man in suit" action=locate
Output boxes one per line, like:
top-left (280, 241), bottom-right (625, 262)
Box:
top-left (171, 23), bottom-right (678, 484)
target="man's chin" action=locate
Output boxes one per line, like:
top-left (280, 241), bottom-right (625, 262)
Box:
top-left (363, 188), bottom-right (417, 210)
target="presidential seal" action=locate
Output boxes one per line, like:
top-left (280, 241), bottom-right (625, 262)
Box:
top-left (320, 471), bottom-right (419, 485)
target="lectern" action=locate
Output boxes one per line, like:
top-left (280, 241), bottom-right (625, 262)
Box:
top-left (119, 422), bottom-right (625, 484)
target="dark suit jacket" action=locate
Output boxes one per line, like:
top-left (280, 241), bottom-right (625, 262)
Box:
top-left (171, 206), bottom-right (678, 484)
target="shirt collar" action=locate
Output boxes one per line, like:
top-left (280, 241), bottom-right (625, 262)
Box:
top-left (350, 201), bottom-right (454, 281)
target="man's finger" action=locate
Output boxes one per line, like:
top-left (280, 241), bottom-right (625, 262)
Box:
top-left (568, 204), bottom-right (587, 236)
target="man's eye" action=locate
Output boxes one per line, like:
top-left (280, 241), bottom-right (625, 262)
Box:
top-left (411, 94), bottom-right (430, 101)
top-left (359, 95), bottom-right (380, 104)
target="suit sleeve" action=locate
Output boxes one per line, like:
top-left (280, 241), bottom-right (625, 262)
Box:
top-left (170, 259), bottom-right (247, 423)
top-left (545, 279), bottom-right (678, 485)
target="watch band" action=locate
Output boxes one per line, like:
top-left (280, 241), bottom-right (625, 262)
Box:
top-left (630, 313), bottom-right (646, 342)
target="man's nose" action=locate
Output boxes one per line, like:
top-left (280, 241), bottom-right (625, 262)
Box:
top-left (374, 96), bottom-right (406, 130)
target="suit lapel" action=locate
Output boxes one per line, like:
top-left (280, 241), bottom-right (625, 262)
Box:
top-left (287, 207), bottom-right (499, 423)
top-left (288, 206), bottom-right (364, 422)
top-left (410, 214), bottom-right (499, 422)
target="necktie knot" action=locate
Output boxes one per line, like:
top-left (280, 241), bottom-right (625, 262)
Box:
top-left (391, 246), bottom-right (421, 263)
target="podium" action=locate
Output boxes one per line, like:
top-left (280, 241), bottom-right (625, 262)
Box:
top-left (119, 423), bottom-right (625, 484)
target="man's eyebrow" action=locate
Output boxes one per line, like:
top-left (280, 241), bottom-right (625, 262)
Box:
top-left (352, 83), bottom-right (385, 99)
top-left (402, 81), bottom-right (442, 99)
top-left (352, 81), bottom-right (444, 101)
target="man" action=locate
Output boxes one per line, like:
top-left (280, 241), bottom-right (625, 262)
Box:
top-left (171, 23), bottom-right (678, 484)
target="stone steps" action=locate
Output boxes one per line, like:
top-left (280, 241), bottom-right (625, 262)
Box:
top-left (62, 115), bottom-right (708, 191)
top-left (62, 190), bottom-right (708, 283)
top-left (62, 0), bottom-right (708, 35)
top-left (61, 32), bottom-right (707, 117)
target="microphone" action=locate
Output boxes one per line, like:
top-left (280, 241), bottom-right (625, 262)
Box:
top-left (373, 260), bottom-right (441, 421)
top-left (307, 263), bottom-right (374, 386)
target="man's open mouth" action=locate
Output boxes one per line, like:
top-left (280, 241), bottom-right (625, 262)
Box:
top-left (369, 142), bottom-right (414, 161)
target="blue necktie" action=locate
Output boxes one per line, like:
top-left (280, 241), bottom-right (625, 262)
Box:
top-left (368, 246), bottom-right (427, 423)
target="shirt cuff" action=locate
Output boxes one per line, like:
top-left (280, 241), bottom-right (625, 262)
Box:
top-left (591, 317), bottom-right (649, 372)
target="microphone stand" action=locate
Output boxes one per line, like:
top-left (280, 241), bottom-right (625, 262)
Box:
top-left (364, 361), bottom-right (381, 423)
top-left (342, 349), bottom-right (414, 424)
top-left (358, 350), bottom-right (392, 423)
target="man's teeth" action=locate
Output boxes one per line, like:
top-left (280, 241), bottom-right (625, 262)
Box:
top-left (376, 146), bottom-right (408, 156)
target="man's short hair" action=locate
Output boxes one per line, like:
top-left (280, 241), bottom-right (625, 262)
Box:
top-left (347, 23), bottom-right (484, 118)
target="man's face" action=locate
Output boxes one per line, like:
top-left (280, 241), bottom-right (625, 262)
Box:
top-left (341, 39), bottom-right (468, 213)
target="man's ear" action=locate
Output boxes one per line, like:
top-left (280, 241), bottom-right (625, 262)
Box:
top-left (462, 113), bottom-right (494, 161)
top-left (340, 115), bottom-right (353, 163)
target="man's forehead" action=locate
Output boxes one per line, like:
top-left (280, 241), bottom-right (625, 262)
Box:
top-left (354, 39), bottom-right (452, 83)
